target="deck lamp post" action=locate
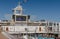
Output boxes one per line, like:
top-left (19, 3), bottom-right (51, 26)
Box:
top-left (35, 27), bottom-right (38, 39)
top-left (25, 28), bottom-right (29, 39)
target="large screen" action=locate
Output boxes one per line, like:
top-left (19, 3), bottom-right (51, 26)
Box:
top-left (16, 16), bottom-right (26, 21)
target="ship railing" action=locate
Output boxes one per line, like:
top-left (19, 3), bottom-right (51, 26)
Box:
top-left (45, 26), bottom-right (59, 34)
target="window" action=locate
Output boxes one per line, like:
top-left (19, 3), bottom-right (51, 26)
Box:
top-left (49, 23), bottom-right (53, 26)
top-left (48, 27), bottom-right (52, 31)
top-left (40, 23), bottom-right (46, 26)
top-left (57, 23), bottom-right (59, 26)
top-left (16, 10), bottom-right (21, 14)
top-left (6, 27), bottom-right (9, 31)
top-left (54, 23), bottom-right (56, 26)
top-left (39, 27), bottom-right (41, 31)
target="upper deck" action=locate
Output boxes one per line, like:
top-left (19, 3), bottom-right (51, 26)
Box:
top-left (0, 20), bottom-right (59, 34)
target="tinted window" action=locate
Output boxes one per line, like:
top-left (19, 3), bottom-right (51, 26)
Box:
top-left (16, 16), bottom-right (26, 21)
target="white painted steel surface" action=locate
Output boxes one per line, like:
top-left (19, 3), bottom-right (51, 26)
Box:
top-left (2, 26), bottom-right (47, 34)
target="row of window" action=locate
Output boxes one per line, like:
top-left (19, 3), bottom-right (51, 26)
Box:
top-left (40, 23), bottom-right (59, 26)
top-left (27, 22), bottom-right (59, 26)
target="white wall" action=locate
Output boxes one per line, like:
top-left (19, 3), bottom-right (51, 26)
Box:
top-left (58, 23), bottom-right (60, 37)
top-left (2, 26), bottom-right (47, 34)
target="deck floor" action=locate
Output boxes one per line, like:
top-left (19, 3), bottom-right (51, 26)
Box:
top-left (0, 32), bottom-right (8, 39)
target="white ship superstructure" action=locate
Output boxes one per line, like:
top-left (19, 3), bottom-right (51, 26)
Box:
top-left (0, 2), bottom-right (60, 39)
